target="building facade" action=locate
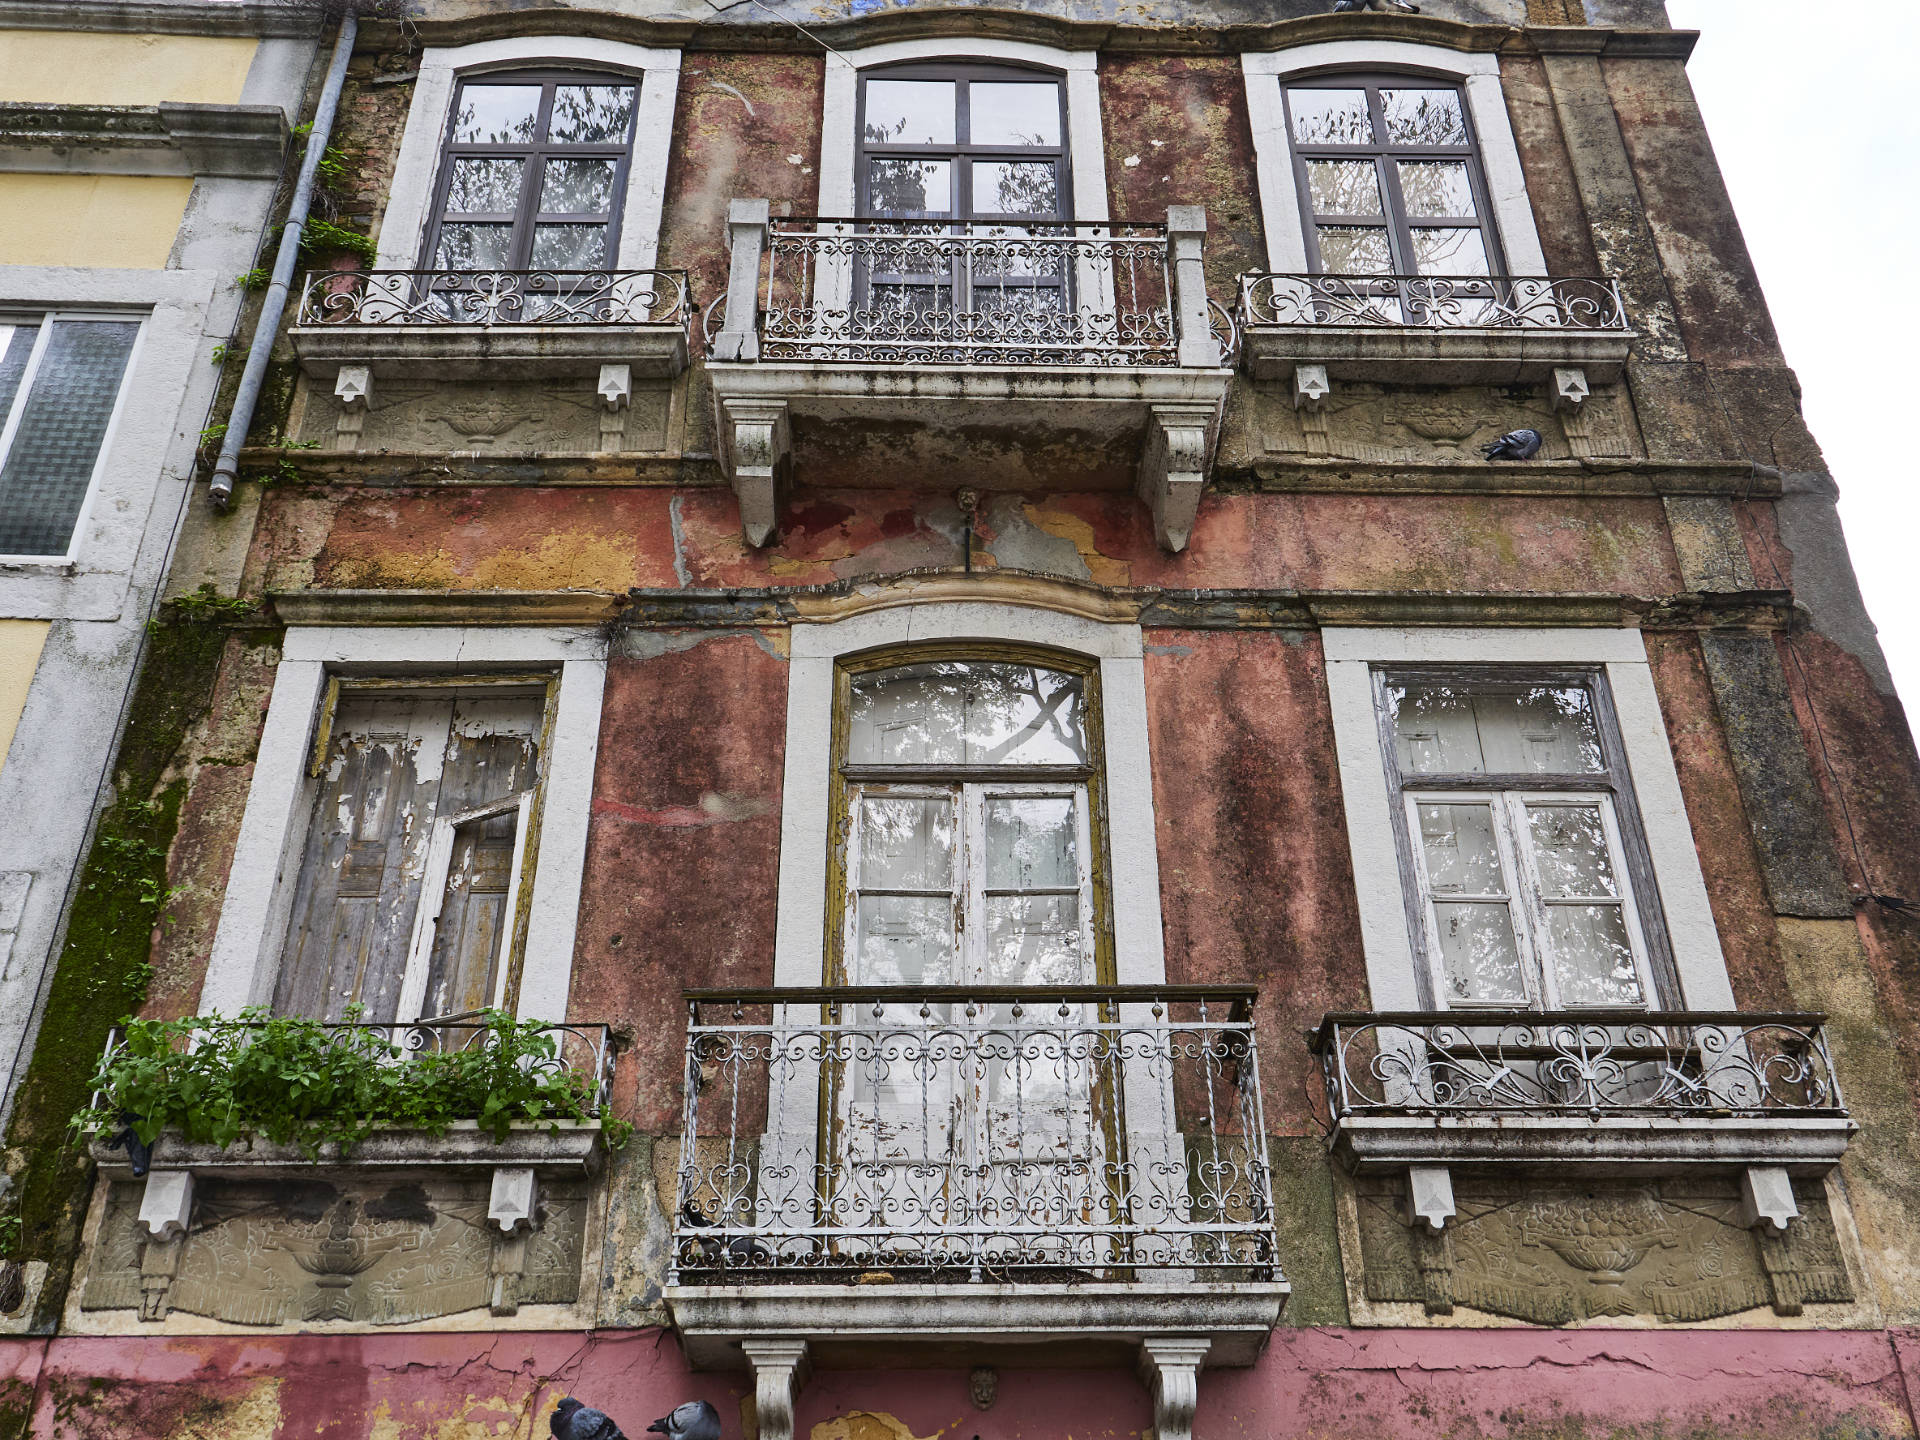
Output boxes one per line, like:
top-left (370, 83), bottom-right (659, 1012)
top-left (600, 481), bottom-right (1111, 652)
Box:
top-left (0, 0), bottom-right (1917, 1436)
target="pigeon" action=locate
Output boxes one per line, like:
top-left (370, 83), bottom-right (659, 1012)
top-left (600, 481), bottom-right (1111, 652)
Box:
top-left (649, 1401), bottom-right (723, 1440)
top-left (552, 1397), bottom-right (626, 1440)
top-left (1332, 0), bottom-right (1420, 12)
top-left (1480, 428), bottom-right (1544, 461)
top-left (106, 1112), bottom-right (154, 1178)
top-left (679, 1200), bottom-right (773, 1269)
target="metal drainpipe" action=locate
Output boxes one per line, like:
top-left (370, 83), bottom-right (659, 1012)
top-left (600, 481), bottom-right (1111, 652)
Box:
top-left (208, 12), bottom-right (358, 509)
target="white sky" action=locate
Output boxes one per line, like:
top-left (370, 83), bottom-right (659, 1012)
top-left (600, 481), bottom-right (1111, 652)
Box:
top-left (1665, 1), bottom-right (1920, 715)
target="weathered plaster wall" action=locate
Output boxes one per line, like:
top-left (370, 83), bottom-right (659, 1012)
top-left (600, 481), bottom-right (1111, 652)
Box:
top-left (572, 632), bottom-right (790, 1130)
top-left (1097, 55), bottom-right (1265, 294)
top-left (264, 486), bottom-right (1686, 598)
top-left (0, 1328), bottom-right (1914, 1439)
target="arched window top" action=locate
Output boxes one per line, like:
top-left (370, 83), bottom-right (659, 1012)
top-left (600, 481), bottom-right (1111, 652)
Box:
top-left (847, 659), bottom-right (1088, 767)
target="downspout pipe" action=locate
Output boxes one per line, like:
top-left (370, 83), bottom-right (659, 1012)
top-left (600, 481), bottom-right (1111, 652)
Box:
top-left (208, 12), bottom-right (357, 509)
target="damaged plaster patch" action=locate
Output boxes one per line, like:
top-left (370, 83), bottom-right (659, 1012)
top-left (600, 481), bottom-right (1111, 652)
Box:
top-left (618, 628), bottom-right (787, 663)
top-left (809, 1413), bottom-right (946, 1440)
top-left (669, 494), bottom-right (692, 588)
top-left (1776, 472), bottom-right (1896, 695)
top-left (977, 496), bottom-right (1091, 581)
top-left (594, 791), bottom-right (772, 827)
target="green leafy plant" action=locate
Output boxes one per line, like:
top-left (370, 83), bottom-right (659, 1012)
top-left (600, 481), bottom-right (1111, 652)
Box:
top-left (209, 341), bottom-right (247, 368)
top-left (236, 267), bottom-right (271, 292)
top-left (168, 584), bottom-right (257, 624)
top-left (297, 218), bottom-right (376, 265)
top-left (292, 122), bottom-right (355, 191)
top-left (74, 1009), bottom-right (627, 1158)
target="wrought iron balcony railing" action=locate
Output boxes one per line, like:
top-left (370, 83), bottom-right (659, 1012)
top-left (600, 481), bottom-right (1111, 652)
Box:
top-left (1310, 1011), bottom-right (1845, 1121)
top-left (1237, 272), bottom-right (1629, 332)
top-left (708, 205), bottom-right (1228, 370)
top-left (295, 268), bottom-right (692, 328)
top-left (670, 986), bottom-right (1279, 1284)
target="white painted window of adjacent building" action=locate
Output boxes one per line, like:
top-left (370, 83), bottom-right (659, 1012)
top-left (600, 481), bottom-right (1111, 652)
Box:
top-left (277, 681), bottom-right (550, 1024)
top-left (1324, 628), bottom-right (1738, 1015)
top-left (0, 313), bottom-right (141, 563)
top-left (1378, 671), bottom-right (1666, 1010)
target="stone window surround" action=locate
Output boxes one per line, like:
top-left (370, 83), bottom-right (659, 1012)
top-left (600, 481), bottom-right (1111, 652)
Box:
top-left (377, 36), bottom-right (682, 272)
top-left (817, 37), bottom-right (1111, 226)
top-left (772, 601), bottom-right (1167, 989)
top-left (197, 626), bottom-right (607, 1024)
top-left (1240, 42), bottom-right (1549, 278)
top-left (1323, 626), bottom-right (1735, 1012)
top-left (0, 269), bottom-right (214, 610)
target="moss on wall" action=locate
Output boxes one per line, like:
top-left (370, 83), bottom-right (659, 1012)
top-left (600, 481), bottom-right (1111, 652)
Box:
top-left (0, 619), bottom-right (252, 1332)
top-left (1270, 1135), bottom-right (1347, 1326)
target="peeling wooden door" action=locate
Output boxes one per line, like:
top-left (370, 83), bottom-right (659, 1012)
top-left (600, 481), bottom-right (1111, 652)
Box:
top-left (276, 691), bottom-right (543, 1023)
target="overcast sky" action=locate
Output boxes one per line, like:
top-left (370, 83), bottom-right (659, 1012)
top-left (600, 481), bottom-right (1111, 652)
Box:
top-left (1664, 0), bottom-right (1920, 721)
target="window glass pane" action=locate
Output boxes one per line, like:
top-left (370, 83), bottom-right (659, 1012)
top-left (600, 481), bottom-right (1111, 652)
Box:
top-left (1545, 905), bottom-right (1643, 1006)
top-left (1316, 225), bottom-right (1393, 273)
top-left (1390, 682), bottom-right (1603, 775)
top-left (849, 662), bottom-right (1088, 767)
top-left (969, 82), bottom-right (1061, 146)
top-left (1380, 88), bottom-right (1468, 146)
top-left (1526, 804), bottom-right (1619, 897)
top-left (1307, 159), bottom-right (1384, 216)
top-left (530, 223), bottom-right (607, 269)
top-left (548, 85), bottom-right (634, 143)
top-left (1398, 160), bottom-right (1477, 217)
top-left (985, 894), bottom-right (1083, 986)
top-left (452, 85), bottom-right (540, 144)
top-left (436, 222), bottom-right (514, 269)
top-left (855, 894), bottom-right (955, 985)
top-left (865, 79), bottom-right (956, 145)
top-left (1417, 803), bottom-right (1506, 896)
top-left (869, 158), bottom-right (951, 216)
top-left (859, 795), bottom-right (955, 890)
top-left (1411, 226), bottom-right (1489, 276)
top-left (986, 796), bottom-right (1077, 889)
top-left (1288, 87), bottom-right (1373, 145)
top-left (445, 157), bottom-right (523, 214)
top-left (0, 319), bottom-right (138, 557)
top-left (540, 158), bottom-right (616, 214)
top-left (973, 161), bottom-right (1059, 216)
top-left (0, 322), bottom-right (41, 428)
top-left (1432, 902), bottom-right (1527, 1004)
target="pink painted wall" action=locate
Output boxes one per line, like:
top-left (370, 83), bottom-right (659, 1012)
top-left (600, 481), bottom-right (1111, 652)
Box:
top-left (6, 1328), bottom-right (1915, 1439)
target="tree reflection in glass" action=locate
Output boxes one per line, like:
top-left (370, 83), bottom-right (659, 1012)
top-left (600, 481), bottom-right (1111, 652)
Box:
top-left (850, 662), bottom-right (1088, 767)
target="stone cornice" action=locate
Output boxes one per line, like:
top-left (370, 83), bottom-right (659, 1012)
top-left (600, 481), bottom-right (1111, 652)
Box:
top-left (265, 577), bottom-right (1796, 634)
top-left (0, 102), bottom-right (288, 179)
top-left (365, 7), bottom-right (1521, 59)
top-left (0, 0), bottom-right (321, 38)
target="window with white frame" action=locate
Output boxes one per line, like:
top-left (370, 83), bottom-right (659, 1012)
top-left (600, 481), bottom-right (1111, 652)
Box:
top-left (0, 313), bottom-right (140, 561)
top-left (1377, 669), bottom-right (1674, 1011)
top-left (275, 679), bottom-right (552, 1024)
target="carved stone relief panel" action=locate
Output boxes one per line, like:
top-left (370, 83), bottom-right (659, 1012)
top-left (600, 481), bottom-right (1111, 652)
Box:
top-left (295, 378), bottom-right (673, 455)
top-left (1354, 1174), bottom-right (1851, 1324)
top-left (1255, 382), bottom-right (1639, 465)
top-left (82, 1176), bottom-right (587, 1326)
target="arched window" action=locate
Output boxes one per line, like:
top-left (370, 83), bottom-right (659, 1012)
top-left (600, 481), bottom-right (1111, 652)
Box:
top-left (424, 70), bottom-right (640, 271)
top-left (1282, 73), bottom-right (1503, 279)
top-left (831, 652), bottom-right (1107, 991)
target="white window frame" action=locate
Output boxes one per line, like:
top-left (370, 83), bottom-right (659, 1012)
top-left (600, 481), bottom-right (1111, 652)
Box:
top-left (817, 38), bottom-right (1111, 226)
top-left (774, 599), bottom-right (1165, 988)
top-left (199, 626), bottom-right (608, 1023)
top-left (1324, 627), bottom-right (1736, 1012)
top-left (1241, 43), bottom-right (1548, 277)
top-left (378, 36), bottom-right (683, 272)
top-left (0, 311), bottom-right (146, 566)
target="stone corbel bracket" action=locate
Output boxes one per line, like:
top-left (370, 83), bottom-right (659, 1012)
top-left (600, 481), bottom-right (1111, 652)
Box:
top-left (333, 365), bottom-right (371, 451)
top-left (741, 1339), bottom-right (810, 1440)
top-left (1137, 400), bottom-right (1225, 554)
top-left (1138, 1337), bottom-right (1211, 1440)
top-left (717, 397), bottom-right (791, 548)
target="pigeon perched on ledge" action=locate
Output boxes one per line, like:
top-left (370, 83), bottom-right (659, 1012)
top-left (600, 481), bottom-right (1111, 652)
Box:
top-left (1480, 428), bottom-right (1545, 461)
top-left (680, 1200), bottom-right (774, 1268)
top-left (650, 1401), bottom-right (723, 1440)
top-left (1332, 0), bottom-right (1421, 12)
top-left (552, 1398), bottom-right (626, 1440)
